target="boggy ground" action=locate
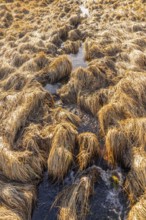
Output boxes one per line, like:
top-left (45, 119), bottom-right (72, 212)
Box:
top-left (0, 0), bottom-right (146, 219)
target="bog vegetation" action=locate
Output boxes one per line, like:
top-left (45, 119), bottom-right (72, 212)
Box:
top-left (0, 0), bottom-right (146, 219)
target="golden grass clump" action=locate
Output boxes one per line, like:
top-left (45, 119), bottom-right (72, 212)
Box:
top-left (17, 123), bottom-right (53, 156)
top-left (0, 145), bottom-right (45, 182)
top-left (0, 205), bottom-right (21, 220)
top-left (84, 40), bottom-right (105, 61)
top-left (58, 67), bottom-right (99, 103)
top-left (2, 73), bottom-right (27, 91)
top-left (69, 14), bottom-right (81, 26)
top-left (98, 72), bottom-right (146, 135)
top-left (68, 29), bottom-right (81, 41)
top-left (63, 40), bottom-right (81, 54)
top-left (0, 63), bottom-right (15, 81)
top-left (11, 52), bottom-right (29, 67)
top-left (127, 192), bottom-right (146, 220)
top-left (129, 49), bottom-right (146, 69)
top-left (124, 148), bottom-right (146, 204)
top-left (46, 55), bottom-right (72, 83)
top-left (1, 84), bottom-right (52, 143)
top-left (22, 52), bottom-right (49, 72)
top-left (46, 42), bottom-right (57, 54)
top-left (56, 166), bottom-right (99, 220)
top-left (58, 25), bottom-right (70, 40)
top-left (51, 107), bottom-right (81, 127)
top-left (105, 127), bottom-right (131, 168)
top-left (0, 179), bottom-right (36, 220)
top-left (47, 122), bottom-right (78, 181)
top-left (105, 117), bottom-right (146, 167)
top-left (77, 87), bottom-right (112, 116)
top-left (77, 132), bottom-right (99, 170)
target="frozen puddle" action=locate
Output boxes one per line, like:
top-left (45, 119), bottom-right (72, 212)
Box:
top-left (44, 83), bottom-right (61, 94)
top-left (80, 5), bottom-right (90, 17)
top-left (69, 46), bottom-right (87, 69)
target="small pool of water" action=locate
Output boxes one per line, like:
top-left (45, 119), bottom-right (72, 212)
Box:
top-left (79, 5), bottom-right (90, 17)
top-left (44, 83), bottom-right (61, 95)
top-left (69, 46), bottom-right (87, 69)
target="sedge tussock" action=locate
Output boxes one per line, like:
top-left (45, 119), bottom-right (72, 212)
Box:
top-left (46, 42), bottom-right (57, 54)
top-left (77, 87), bottom-right (112, 116)
top-left (77, 132), bottom-right (100, 170)
top-left (0, 205), bottom-right (21, 220)
top-left (0, 146), bottom-right (45, 182)
top-left (105, 127), bottom-right (131, 168)
top-left (0, 179), bottom-right (36, 220)
top-left (84, 40), bottom-right (105, 61)
top-left (69, 14), bottom-right (81, 26)
top-left (124, 148), bottom-right (146, 204)
top-left (127, 192), bottom-right (146, 220)
top-left (46, 55), bottom-right (72, 83)
top-left (63, 40), bottom-right (81, 54)
top-left (58, 67), bottom-right (99, 103)
top-left (0, 63), bottom-right (15, 81)
top-left (68, 29), bottom-right (81, 41)
top-left (47, 122), bottom-right (78, 181)
top-left (50, 33), bottom-right (62, 46)
top-left (1, 84), bottom-right (51, 143)
top-left (98, 72), bottom-right (146, 134)
top-left (11, 52), bottom-right (29, 68)
top-left (55, 166), bottom-right (99, 220)
top-left (2, 73), bottom-right (27, 91)
top-left (105, 117), bottom-right (146, 167)
top-left (58, 25), bottom-right (70, 40)
top-left (18, 123), bottom-right (54, 156)
top-left (51, 107), bottom-right (81, 127)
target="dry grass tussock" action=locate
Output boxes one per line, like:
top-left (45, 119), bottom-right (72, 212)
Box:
top-left (105, 117), bottom-right (146, 168)
top-left (98, 72), bottom-right (146, 135)
top-left (0, 177), bottom-right (36, 220)
top-left (55, 166), bottom-right (99, 220)
top-left (50, 107), bottom-right (81, 127)
top-left (58, 67), bottom-right (103, 103)
top-left (77, 87), bottom-right (113, 116)
top-left (124, 148), bottom-right (146, 204)
top-left (0, 205), bottom-right (21, 220)
top-left (77, 132), bottom-right (99, 170)
top-left (38, 55), bottom-right (72, 84)
top-left (47, 122), bottom-right (78, 181)
top-left (127, 192), bottom-right (146, 220)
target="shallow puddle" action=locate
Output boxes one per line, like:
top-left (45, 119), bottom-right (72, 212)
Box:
top-left (44, 83), bottom-right (61, 95)
top-left (79, 5), bottom-right (90, 17)
top-left (69, 46), bottom-right (87, 69)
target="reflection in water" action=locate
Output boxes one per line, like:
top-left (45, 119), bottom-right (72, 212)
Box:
top-left (69, 46), bottom-right (87, 69)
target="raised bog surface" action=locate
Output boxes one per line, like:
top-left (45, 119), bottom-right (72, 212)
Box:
top-left (0, 0), bottom-right (146, 220)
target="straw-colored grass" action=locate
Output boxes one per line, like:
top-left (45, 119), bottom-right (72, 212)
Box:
top-left (51, 107), bottom-right (81, 127)
top-left (47, 122), bottom-right (78, 181)
top-left (124, 148), bottom-right (146, 204)
top-left (56, 166), bottom-right (99, 220)
top-left (128, 192), bottom-right (146, 220)
top-left (0, 178), bottom-right (36, 220)
top-left (77, 132), bottom-right (100, 170)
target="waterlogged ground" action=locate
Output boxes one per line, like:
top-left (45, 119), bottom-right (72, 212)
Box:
top-left (32, 48), bottom-right (128, 220)
top-left (1, 0), bottom-right (145, 219)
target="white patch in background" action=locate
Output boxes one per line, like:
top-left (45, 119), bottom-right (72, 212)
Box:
top-left (79, 5), bottom-right (90, 17)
